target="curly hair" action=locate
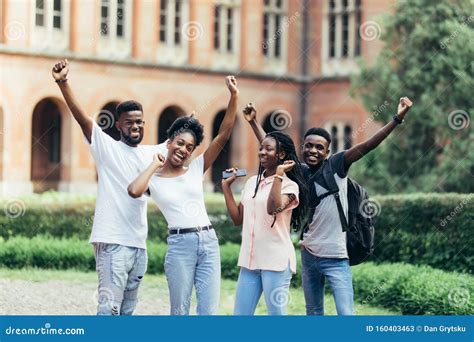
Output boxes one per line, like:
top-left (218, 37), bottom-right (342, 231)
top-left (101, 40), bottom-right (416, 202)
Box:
top-left (116, 100), bottom-right (143, 120)
top-left (304, 127), bottom-right (331, 145)
top-left (252, 131), bottom-right (309, 232)
top-left (166, 115), bottom-right (205, 147)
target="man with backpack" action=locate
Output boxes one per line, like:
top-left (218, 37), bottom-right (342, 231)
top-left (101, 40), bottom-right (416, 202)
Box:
top-left (299, 97), bottom-right (413, 315)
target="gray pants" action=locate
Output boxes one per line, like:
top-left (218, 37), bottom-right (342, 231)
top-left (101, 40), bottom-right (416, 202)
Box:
top-left (93, 243), bottom-right (147, 315)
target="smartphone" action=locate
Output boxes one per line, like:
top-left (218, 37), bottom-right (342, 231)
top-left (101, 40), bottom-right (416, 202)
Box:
top-left (222, 169), bottom-right (247, 179)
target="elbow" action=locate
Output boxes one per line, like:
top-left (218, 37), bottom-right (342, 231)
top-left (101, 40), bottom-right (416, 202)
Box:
top-left (231, 217), bottom-right (243, 226)
top-left (127, 186), bottom-right (142, 199)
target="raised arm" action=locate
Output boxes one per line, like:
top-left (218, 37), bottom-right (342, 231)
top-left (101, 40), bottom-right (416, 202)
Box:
top-left (344, 97), bottom-right (413, 170)
top-left (221, 169), bottom-right (244, 226)
top-left (128, 154), bottom-right (165, 198)
top-left (203, 76), bottom-right (239, 172)
top-left (52, 59), bottom-right (94, 143)
top-left (267, 161), bottom-right (296, 214)
top-left (243, 103), bottom-right (266, 143)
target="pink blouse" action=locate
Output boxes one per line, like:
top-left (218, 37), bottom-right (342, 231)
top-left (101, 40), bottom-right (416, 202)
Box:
top-left (238, 174), bottom-right (299, 273)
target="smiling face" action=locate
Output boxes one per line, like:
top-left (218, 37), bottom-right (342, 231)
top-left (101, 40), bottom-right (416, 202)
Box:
top-left (115, 110), bottom-right (145, 146)
top-left (302, 134), bottom-right (330, 167)
top-left (258, 136), bottom-right (285, 171)
top-left (166, 131), bottom-right (196, 167)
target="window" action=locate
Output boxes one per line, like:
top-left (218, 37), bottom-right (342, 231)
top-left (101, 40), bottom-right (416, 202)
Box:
top-left (323, 0), bottom-right (362, 75)
top-left (34, 0), bottom-right (62, 29)
top-left (116, 0), bottom-right (125, 37)
top-left (98, 0), bottom-right (131, 58)
top-left (32, 0), bottom-right (69, 50)
top-left (326, 0), bottom-right (362, 59)
top-left (53, 0), bottom-right (61, 29)
top-left (214, 1), bottom-right (238, 54)
top-left (157, 0), bottom-right (189, 65)
top-left (262, 0), bottom-right (286, 59)
top-left (35, 0), bottom-right (45, 27)
top-left (159, 0), bottom-right (184, 45)
top-left (159, 0), bottom-right (167, 42)
top-left (100, 0), bottom-right (128, 39)
top-left (326, 122), bottom-right (353, 153)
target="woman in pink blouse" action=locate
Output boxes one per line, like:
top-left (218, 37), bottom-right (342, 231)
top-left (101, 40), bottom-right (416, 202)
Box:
top-left (222, 122), bottom-right (308, 315)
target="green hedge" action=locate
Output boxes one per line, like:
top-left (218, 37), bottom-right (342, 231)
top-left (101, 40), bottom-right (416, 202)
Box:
top-left (1, 192), bottom-right (472, 273)
top-left (1, 236), bottom-right (472, 315)
top-left (370, 193), bottom-right (473, 274)
top-left (0, 193), bottom-right (242, 246)
top-left (353, 262), bottom-right (474, 315)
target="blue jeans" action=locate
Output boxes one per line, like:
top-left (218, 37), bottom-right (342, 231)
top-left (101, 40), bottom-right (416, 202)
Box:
top-left (94, 243), bottom-right (147, 315)
top-left (301, 247), bottom-right (354, 315)
top-left (233, 263), bottom-right (292, 315)
top-left (164, 229), bottom-right (221, 315)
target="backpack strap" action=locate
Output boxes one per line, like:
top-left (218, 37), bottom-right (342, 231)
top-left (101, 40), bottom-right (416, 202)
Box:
top-left (321, 160), bottom-right (349, 232)
top-left (300, 161), bottom-right (345, 239)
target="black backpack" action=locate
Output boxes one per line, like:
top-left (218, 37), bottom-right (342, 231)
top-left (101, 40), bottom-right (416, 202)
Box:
top-left (303, 161), bottom-right (375, 266)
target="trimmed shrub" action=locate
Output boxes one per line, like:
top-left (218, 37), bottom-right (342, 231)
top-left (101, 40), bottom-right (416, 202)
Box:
top-left (1, 192), bottom-right (472, 273)
top-left (0, 236), bottom-right (472, 315)
top-left (353, 262), bottom-right (474, 315)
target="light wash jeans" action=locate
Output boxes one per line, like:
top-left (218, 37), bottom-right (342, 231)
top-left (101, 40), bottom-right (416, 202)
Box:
top-left (301, 247), bottom-right (354, 315)
top-left (94, 243), bottom-right (147, 315)
top-left (233, 263), bottom-right (292, 315)
top-left (164, 229), bottom-right (221, 315)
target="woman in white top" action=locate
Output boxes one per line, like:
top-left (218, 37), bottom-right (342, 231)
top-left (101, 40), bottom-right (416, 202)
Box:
top-left (128, 76), bottom-right (239, 315)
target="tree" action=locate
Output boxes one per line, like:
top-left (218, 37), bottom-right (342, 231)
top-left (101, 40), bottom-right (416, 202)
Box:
top-left (350, 0), bottom-right (473, 194)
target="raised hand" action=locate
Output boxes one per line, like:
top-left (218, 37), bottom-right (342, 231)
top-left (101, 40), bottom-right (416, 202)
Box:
top-left (243, 103), bottom-right (257, 122)
top-left (225, 75), bottom-right (238, 95)
top-left (222, 168), bottom-right (238, 186)
top-left (152, 153), bottom-right (165, 171)
top-left (397, 97), bottom-right (413, 119)
top-left (52, 59), bottom-right (69, 81)
top-left (276, 160), bottom-right (295, 176)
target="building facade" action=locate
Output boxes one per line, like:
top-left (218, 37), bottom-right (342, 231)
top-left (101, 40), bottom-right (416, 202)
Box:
top-left (0, 0), bottom-right (394, 195)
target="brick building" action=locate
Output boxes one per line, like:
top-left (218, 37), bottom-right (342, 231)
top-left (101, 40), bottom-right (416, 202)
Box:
top-left (0, 0), bottom-right (393, 195)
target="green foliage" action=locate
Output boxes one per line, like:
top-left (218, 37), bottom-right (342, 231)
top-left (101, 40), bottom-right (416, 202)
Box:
top-left (1, 192), bottom-right (472, 273)
top-left (1, 236), bottom-right (472, 315)
top-left (350, 0), bottom-right (473, 194)
top-left (353, 262), bottom-right (474, 315)
top-left (371, 193), bottom-right (473, 274)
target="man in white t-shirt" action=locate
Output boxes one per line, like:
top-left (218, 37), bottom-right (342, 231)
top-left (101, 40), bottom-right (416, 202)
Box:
top-left (52, 59), bottom-right (166, 315)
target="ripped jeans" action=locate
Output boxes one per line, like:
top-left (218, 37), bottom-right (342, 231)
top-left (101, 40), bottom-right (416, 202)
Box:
top-left (94, 243), bottom-right (147, 315)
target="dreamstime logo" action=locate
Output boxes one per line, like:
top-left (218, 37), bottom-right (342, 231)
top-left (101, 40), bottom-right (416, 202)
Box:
top-left (97, 110), bottom-right (115, 130)
top-left (182, 199), bottom-right (205, 219)
top-left (352, 100), bottom-right (390, 139)
top-left (93, 287), bottom-right (116, 313)
top-left (4, 199), bottom-right (26, 218)
top-left (5, 21), bottom-right (26, 41)
top-left (269, 287), bottom-right (291, 308)
top-left (359, 21), bottom-right (382, 41)
top-left (448, 110), bottom-right (470, 130)
top-left (359, 199), bottom-right (381, 219)
top-left (440, 15), bottom-right (473, 49)
top-left (269, 110), bottom-right (292, 131)
top-left (448, 287), bottom-right (470, 308)
top-left (182, 21), bottom-right (204, 41)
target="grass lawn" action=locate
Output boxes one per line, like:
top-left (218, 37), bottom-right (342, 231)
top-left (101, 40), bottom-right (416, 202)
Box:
top-left (0, 268), bottom-right (398, 315)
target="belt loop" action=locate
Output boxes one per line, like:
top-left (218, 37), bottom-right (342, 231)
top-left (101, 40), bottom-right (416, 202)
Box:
top-left (197, 226), bottom-right (202, 232)
top-left (177, 228), bottom-right (180, 235)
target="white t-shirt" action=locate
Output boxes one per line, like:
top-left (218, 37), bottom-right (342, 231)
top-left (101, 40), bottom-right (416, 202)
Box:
top-left (148, 154), bottom-right (211, 229)
top-left (87, 121), bottom-right (167, 249)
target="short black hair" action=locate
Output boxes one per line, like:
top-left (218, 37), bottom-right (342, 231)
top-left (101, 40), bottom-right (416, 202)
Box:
top-left (166, 116), bottom-right (205, 146)
top-left (304, 127), bottom-right (331, 145)
top-left (116, 100), bottom-right (143, 120)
